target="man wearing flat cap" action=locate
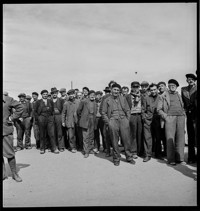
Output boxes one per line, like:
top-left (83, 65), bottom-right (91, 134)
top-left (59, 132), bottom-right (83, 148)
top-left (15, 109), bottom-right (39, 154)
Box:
top-left (59, 88), bottom-right (68, 101)
top-left (126, 81), bottom-right (144, 159)
top-left (77, 90), bottom-right (98, 158)
top-left (140, 81), bottom-right (150, 98)
top-left (157, 79), bottom-right (186, 165)
top-left (181, 73), bottom-right (197, 164)
top-left (101, 83), bottom-right (135, 166)
top-left (34, 89), bottom-right (59, 154)
top-left (15, 93), bottom-right (32, 150)
top-left (62, 89), bottom-right (79, 153)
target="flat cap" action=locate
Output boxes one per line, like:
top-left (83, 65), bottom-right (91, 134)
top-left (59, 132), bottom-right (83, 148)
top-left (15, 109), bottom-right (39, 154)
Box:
top-left (185, 73), bottom-right (197, 80)
top-left (112, 83), bottom-right (121, 90)
top-left (41, 89), bottom-right (48, 95)
top-left (131, 81), bottom-right (140, 87)
top-left (59, 88), bottom-right (66, 93)
top-left (32, 92), bottom-right (39, 96)
top-left (88, 90), bottom-right (95, 95)
top-left (95, 91), bottom-right (103, 95)
top-left (18, 93), bottom-right (26, 98)
top-left (157, 81), bottom-right (166, 87)
top-left (103, 87), bottom-right (111, 92)
top-left (26, 95), bottom-right (32, 100)
top-left (168, 79), bottom-right (179, 87)
top-left (67, 89), bottom-right (75, 95)
top-left (141, 81), bottom-right (149, 86)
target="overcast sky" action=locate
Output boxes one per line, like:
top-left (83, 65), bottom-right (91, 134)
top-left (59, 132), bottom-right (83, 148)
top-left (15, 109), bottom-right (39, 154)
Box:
top-left (3, 3), bottom-right (197, 99)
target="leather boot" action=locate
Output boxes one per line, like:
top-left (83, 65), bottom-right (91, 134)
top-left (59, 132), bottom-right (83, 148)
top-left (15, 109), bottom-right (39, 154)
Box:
top-left (8, 157), bottom-right (22, 182)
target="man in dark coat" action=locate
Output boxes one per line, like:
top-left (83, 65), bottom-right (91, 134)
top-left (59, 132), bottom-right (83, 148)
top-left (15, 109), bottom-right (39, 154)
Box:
top-left (3, 93), bottom-right (23, 182)
top-left (34, 90), bottom-right (59, 154)
top-left (101, 83), bottom-right (135, 166)
top-left (181, 73), bottom-right (197, 164)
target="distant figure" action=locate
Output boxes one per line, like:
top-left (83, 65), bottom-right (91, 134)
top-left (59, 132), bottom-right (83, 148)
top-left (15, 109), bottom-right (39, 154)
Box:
top-left (121, 86), bottom-right (129, 96)
top-left (140, 81), bottom-right (149, 98)
top-left (3, 94), bottom-right (23, 182)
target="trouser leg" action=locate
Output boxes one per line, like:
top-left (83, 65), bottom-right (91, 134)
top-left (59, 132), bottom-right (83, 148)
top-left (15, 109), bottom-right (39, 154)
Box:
top-left (103, 124), bottom-right (111, 153)
top-left (137, 114), bottom-right (144, 156)
top-left (54, 115), bottom-right (64, 150)
top-left (38, 117), bottom-right (46, 151)
top-left (143, 122), bottom-right (153, 157)
top-left (15, 120), bottom-right (24, 149)
top-left (8, 157), bottom-right (17, 174)
top-left (152, 116), bottom-right (162, 157)
top-left (47, 116), bottom-right (57, 151)
top-left (24, 117), bottom-right (31, 148)
top-left (129, 115), bottom-right (137, 154)
top-left (68, 127), bottom-right (76, 150)
top-left (2, 157), bottom-right (7, 179)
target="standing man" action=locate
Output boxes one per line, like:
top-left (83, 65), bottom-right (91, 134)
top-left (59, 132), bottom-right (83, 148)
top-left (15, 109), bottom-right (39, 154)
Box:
top-left (3, 93), bottom-right (23, 182)
top-left (51, 87), bottom-right (65, 152)
top-left (34, 90), bottom-right (59, 154)
top-left (101, 83), bottom-right (135, 166)
top-left (140, 81), bottom-right (150, 98)
top-left (181, 73), bottom-right (197, 164)
top-left (77, 90), bottom-right (97, 158)
top-left (157, 79), bottom-right (186, 165)
top-left (15, 93), bottom-right (32, 150)
top-left (62, 89), bottom-right (79, 153)
top-left (31, 92), bottom-right (40, 149)
top-left (126, 81), bottom-right (144, 159)
top-left (142, 83), bottom-right (162, 162)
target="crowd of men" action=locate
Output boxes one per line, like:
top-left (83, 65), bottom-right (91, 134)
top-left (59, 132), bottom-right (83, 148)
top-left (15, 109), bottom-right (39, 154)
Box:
top-left (3, 72), bottom-right (197, 182)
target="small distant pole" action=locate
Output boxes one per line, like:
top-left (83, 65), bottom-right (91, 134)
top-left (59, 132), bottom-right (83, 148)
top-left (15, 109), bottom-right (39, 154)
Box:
top-left (71, 81), bottom-right (73, 89)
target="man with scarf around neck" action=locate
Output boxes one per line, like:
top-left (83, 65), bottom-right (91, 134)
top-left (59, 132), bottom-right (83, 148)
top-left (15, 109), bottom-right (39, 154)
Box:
top-left (101, 83), bottom-right (135, 166)
top-left (126, 81), bottom-right (144, 159)
top-left (157, 79), bottom-right (186, 166)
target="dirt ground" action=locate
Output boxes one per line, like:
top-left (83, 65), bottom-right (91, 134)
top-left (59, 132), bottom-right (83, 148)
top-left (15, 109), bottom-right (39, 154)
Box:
top-left (3, 131), bottom-right (197, 207)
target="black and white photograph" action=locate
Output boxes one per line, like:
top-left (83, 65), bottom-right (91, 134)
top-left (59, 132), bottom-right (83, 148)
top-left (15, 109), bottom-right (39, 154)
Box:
top-left (2, 2), bottom-right (198, 207)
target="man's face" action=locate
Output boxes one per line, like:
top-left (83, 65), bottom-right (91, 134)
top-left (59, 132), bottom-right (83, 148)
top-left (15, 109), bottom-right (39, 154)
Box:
top-left (19, 96), bottom-right (25, 102)
top-left (83, 89), bottom-right (89, 97)
top-left (122, 88), bottom-right (129, 95)
top-left (131, 86), bottom-right (140, 93)
top-left (69, 93), bottom-right (75, 100)
top-left (52, 92), bottom-right (58, 99)
top-left (76, 92), bottom-right (83, 99)
top-left (89, 93), bottom-right (95, 101)
top-left (60, 91), bottom-right (66, 97)
top-left (112, 87), bottom-right (120, 97)
top-left (168, 83), bottom-right (177, 92)
top-left (32, 94), bottom-right (38, 101)
top-left (187, 78), bottom-right (196, 86)
top-left (158, 84), bottom-right (166, 94)
top-left (141, 85), bottom-right (148, 92)
top-left (42, 92), bottom-right (48, 99)
top-left (95, 94), bottom-right (102, 101)
top-left (150, 86), bottom-right (158, 96)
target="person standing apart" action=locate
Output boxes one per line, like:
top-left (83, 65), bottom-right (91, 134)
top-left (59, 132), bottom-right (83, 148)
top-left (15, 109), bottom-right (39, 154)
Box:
top-left (157, 79), bottom-right (186, 165)
top-left (3, 93), bottom-right (23, 182)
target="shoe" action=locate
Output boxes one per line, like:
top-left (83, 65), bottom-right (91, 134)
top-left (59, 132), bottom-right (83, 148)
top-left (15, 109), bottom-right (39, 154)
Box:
top-left (128, 160), bottom-right (136, 165)
top-left (114, 162), bottom-right (120, 166)
top-left (16, 147), bottom-right (23, 151)
top-left (71, 149), bottom-right (77, 153)
top-left (178, 161), bottom-right (187, 165)
top-left (93, 148), bottom-right (99, 154)
top-left (133, 154), bottom-right (138, 159)
top-left (84, 154), bottom-right (89, 158)
top-left (89, 150), bottom-right (94, 154)
top-left (53, 149), bottom-right (59, 154)
top-left (26, 146), bottom-right (32, 150)
top-left (12, 173), bottom-right (22, 182)
top-left (167, 162), bottom-right (176, 166)
top-left (105, 153), bottom-right (111, 157)
top-left (59, 149), bottom-right (64, 152)
top-left (40, 150), bottom-right (45, 154)
top-left (143, 156), bottom-right (151, 162)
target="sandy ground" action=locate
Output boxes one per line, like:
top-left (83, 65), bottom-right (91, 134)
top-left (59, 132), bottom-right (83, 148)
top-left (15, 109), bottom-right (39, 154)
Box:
top-left (3, 129), bottom-right (197, 207)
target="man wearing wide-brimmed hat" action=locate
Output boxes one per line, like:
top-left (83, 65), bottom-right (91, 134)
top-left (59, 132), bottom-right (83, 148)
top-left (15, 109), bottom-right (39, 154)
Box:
top-left (181, 73), bottom-right (197, 164)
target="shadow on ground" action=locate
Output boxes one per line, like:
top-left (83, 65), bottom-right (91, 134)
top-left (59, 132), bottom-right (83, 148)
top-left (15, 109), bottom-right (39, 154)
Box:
top-left (5, 163), bottom-right (30, 177)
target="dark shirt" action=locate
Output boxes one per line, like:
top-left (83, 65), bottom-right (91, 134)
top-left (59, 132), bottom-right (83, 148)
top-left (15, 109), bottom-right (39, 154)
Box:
top-left (21, 101), bottom-right (30, 118)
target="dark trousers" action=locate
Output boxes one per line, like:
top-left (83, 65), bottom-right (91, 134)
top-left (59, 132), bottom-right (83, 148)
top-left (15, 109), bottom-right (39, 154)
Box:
top-left (54, 114), bottom-right (64, 150)
top-left (82, 115), bottom-right (95, 154)
top-left (102, 123), bottom-right (112, 153)
top-left (68, 127), bottom-right (76, 150)
top-left (38, 115), bottom-right (57, 151)
top-left (94, 117), bottom-right (105, 150)
top-left (129, 113), bottom-right (143, 156)
top-left (62, 126), bottom-right (69, 149)
top-left (160, 127), bottom-right (167, 156)
top-left (76, 125), bottom-right (83, 151)
top-left (186, 112), bottom-right (196, 162)
top-left (15, 117), bottom-right (31, 148)
top-left (32, 118), bottom-right (40, 148)
top-left (143, 120), bottom-right (153, 158)
top-left (108, 117), bottom-right (133, 163)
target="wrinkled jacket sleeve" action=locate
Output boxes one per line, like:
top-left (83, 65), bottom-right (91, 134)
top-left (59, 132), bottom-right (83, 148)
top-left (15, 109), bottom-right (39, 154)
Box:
top-left (157, 95), bottom-right (167, 120)
top-left (101, 99), bottom-right (109, 125)
top-left (11, 98), bottom-right (23, 120)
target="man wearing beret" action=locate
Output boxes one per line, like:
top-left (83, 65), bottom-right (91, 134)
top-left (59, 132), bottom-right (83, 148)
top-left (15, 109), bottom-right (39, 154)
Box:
top-left (51, 87), bottom-right (65, 152)
top-left (126, 81), bottom-right (144, 159)
top-left (31, 92), bottom-right (40, 149)
top-left (15, 93), bottom-right (32, 150)
top-left (62, 89), bottom-right (79, 153)
top-left (3, 93), bottom-right (23, 182)
top-left (181, 73), bottom-right (197, 164)
top-left (101, 83), bottom-right (135, 166)
top-left (157, 79), bottom-right (186, 165)
top-left (34, 90), bottom-right (59, 154)
top-left (77, 90), bottom-right (97, 158)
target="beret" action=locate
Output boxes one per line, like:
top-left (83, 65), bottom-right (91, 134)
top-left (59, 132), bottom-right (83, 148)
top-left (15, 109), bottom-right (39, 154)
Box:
top-left (18, 93), bottom-right (26, 98)
top-left (131, 81), bottom-right (140, 87)
top-left (112, 83), bottom-right (121, 89)
top-left (26, 95), bottom-right (32, 100)
top-left (157, 81), bottom-right (166, 87)
top-left (168, 79), bottom-right (179, 87)
top-left (95, 91), bottom-right (103, 95)
top-left (59, 88), bottom-right (66, 92)
top-left (82, 87), bottom-right (90, 92)
top-left (67, 89), bottom-right (75, 95)
top-left (88, 90), bottom-right (95, 95)
top-left (185, 73), bottom-right (197, 80)
top-left (41, 89), bottom-right (48, 95)
top-left (141, 81), bottom-right (149, 86)
top-left (32, 92), bottom-right (38, 96)
top-left (103, 87), bottom-right (111, 92)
